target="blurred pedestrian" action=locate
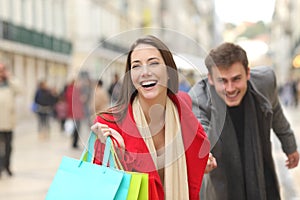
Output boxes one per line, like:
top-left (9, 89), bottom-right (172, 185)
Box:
top-left (34, 80), bottom-right (57, 139)
top-left (79, 72), bottom-right (92, 124)
top-left (280, 80), bottom-right (295, 107)
top-left (189, 42), bottom-right (299, 200)
top-left (292, 79), bottom-right (298, 107)
top-left (108, 73), bottom-right (122, 105)
top-left (0, 62), bottom-right (21, 177)
top-left (91, 79), bottom-right (109, 117)
top-left (297, 78), bottom-right (300, 107)
top-left (178, 69), bottom-right (192, 92)
top-left (54, 94), bottom-right (68, 133)
top-left (179, 78), bottom-right (191, 92)
top-left (64, 79), bottom-right (85, 148)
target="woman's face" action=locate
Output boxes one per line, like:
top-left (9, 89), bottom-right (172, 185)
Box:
top-left (130, 44), bottom-right (168, 102)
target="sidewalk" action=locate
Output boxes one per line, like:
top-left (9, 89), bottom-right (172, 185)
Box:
top-left (0, 108), bottom-right (300, 200)
top-left (273, 106), bottom-right (300, 200)
top-left (0, 114), bottom-right (89, 200)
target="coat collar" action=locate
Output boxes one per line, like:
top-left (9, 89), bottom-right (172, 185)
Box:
top-left (248, 80), bottom-right (273, 117)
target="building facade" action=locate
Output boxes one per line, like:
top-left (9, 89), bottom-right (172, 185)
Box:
top-left (270, 0), bottom-right (300, 83)
top-left (0, 0), bottom-right (217, 117)
top-left (0, 0), bottom-right (72, 118)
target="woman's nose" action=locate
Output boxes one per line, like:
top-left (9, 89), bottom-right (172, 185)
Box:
top-left (141, 65), bottom-right (151, 76)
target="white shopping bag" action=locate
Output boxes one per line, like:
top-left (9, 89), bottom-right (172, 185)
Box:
top-left (64, 119), bottom-right (75, 136)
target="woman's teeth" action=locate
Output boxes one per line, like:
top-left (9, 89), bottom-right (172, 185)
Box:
top-left (141, 80), bottom-right (157, 88)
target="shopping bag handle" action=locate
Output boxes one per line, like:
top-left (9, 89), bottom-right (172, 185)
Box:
top-left (102, 136), bottom-right (114, 167)
top-left (80, 132), bottom-right (117, 168)
top-left (80, 131), bottom-right (97, 162)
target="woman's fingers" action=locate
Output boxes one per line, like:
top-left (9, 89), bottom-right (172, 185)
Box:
top-left (109, 128), bottom-right (125, 149)
top-left (91, 122), bottom-right (111, 143)
top-left (91, 123), bottom-right (125, 149)
top-left (91, 122), bottom-right (108, 132)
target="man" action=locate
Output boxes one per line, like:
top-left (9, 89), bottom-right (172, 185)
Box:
top-left (0, 62), bottom-right (21, 177)
top-left (189, 42), bottom-right (299, 199)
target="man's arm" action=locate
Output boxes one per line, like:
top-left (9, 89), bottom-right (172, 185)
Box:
top-left (188, 79), bottom-right (211, 133)
top-left (268, 68), bottom-right (297, 155)
top-left (259, 66), bottom-right (299, 168)
top-left (188, 79), bottom-right (218, 173)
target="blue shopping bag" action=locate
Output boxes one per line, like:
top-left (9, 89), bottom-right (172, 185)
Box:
top-left (83, 132), bottom-right (148, 200)
top-left (46, 134), bottom-right (131, 200)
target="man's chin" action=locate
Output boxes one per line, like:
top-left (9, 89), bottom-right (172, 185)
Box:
top-left (225, 99), bottom-right (241, 107)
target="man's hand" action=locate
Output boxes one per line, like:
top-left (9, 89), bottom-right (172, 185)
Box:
top-left (286, 151), bottom-right (299, 169)
top-left (205, 153), bottom-right (217, 173)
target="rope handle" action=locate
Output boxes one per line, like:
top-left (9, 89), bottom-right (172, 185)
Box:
top-left (110, 140), bottom-right (124, 171)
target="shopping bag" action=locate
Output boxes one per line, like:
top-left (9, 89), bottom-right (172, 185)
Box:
top-left (127, 172), bottom-right (149, 200)
top-left (110, 138), bottom-right (149, 200)
top-left (83, 131), bottom-right (149, 200)
top-left (46, 134), bottom-right (131, 200)
top-left (63, 118), bottom-right (75, 136)
top-left (30, 102), bottom-right (38, 113)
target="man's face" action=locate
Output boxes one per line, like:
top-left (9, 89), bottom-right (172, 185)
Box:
top-left (208, 62), bottom-right (250, 107)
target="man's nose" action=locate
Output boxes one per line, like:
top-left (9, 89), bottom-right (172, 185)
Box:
top-left (225, 82), bottom-right (235, 92)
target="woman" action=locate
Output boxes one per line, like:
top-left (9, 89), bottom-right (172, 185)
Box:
top-left (91, 35), bottom-right (209, 199)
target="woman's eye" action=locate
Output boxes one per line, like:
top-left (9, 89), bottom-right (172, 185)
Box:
top-left (149, 62), bottom-right (160, 66)
top-left (131, 65), bottom-right (141, 69)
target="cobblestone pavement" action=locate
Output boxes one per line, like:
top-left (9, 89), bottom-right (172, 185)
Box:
top-left (0, 107), bottom-right (299, 200)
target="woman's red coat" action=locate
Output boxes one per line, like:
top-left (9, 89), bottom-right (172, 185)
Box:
top-left (94, 92), bottom-right (209, 200)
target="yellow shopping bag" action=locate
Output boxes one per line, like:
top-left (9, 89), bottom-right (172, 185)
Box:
top-left (127, 172), bottom-right (148, 200)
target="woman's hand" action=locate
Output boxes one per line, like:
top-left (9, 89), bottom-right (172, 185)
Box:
top-left (204, 153), bottom-right (217, 173)
top-left (91, 122), bottom-right (125, 149)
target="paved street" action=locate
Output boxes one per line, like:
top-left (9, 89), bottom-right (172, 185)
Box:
top-left (0, 114), bottom-right (91, 200)
top-left (0, 107), bottom-right (300, 200)
top-left (272, 106), bottom-right (300, 200)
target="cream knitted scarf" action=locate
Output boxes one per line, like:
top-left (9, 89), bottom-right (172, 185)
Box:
top-left (132, 96), bottom-right (189, 200)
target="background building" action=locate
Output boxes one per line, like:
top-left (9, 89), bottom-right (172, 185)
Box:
top-left (0, 0), bottom-right (72, 118)
top-left (270, 0), bottom-right (300, 84)
top-left (0, 0), bottom-right (218, 118)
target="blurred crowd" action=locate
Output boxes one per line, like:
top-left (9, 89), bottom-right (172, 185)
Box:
top-left (30, 69), bottom-right (197, 143)
top-left (279, 78), bottom-right (300, 108)
top-left (31, 72), bottom-right (115, 148)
